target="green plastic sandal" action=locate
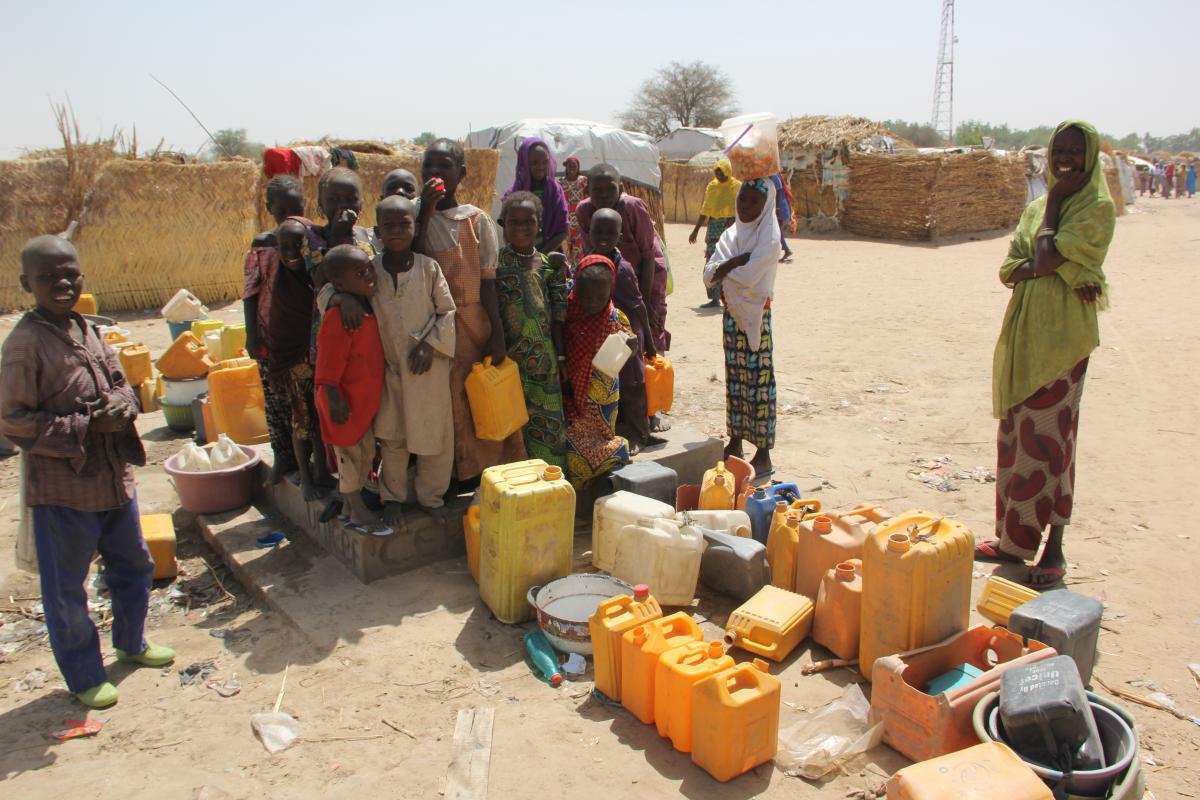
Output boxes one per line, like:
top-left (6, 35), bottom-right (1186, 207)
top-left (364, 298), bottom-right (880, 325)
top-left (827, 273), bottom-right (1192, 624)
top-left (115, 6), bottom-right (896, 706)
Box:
top-left (115, 641), bottom-right (176, 667)
top-left (77, 681), bottom-right (118, 708)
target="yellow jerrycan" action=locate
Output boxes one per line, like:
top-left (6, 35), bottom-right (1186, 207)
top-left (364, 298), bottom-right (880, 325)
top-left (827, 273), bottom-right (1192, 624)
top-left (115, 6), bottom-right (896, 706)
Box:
top-left (691, 658), bottom-right (781, 782)
top-left (588, 585), bottom-right (662, 702)
top-left (794, 503), bottom-right (890, 601)
top-left (654, 641), bottom-right (734, 752)
top-left (619, 612), bottom-right (703, 724)
top-left (723, 585), bottom-right (813, 662)
top-left (698, 461), bottom-right (735, 510)
top-left (465, 356), bottom-right (529, 441)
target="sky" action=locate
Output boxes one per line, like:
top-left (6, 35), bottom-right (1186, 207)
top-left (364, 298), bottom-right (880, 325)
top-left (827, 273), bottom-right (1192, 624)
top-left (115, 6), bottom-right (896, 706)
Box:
top-left (2, 0), bottom-right (1196, 159)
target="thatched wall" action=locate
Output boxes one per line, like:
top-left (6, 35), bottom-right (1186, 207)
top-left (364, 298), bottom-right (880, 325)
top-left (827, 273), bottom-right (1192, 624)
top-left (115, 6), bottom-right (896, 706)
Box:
top-left (71, 160), bottom-right (261, 312)
top-left (661, 161), bottom-right (712, 224)
top-left (1104, 167), bottom-right (1126, 216)
top-left (254, 149), bottom-right (500, 232)
top-left (843, 151), bottom-right (1027, 241)
top-left (0, 158), bottom-right (73, 310)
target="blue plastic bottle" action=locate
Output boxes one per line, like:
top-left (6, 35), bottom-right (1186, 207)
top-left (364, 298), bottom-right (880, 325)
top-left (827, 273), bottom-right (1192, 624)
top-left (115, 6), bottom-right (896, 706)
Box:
top-left (744, 487), bottom-right (776, 543)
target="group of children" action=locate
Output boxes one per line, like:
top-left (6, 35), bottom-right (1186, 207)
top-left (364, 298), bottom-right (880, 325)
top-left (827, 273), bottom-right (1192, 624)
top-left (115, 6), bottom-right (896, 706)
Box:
top-left (243, 139), bottom-right (678, 532)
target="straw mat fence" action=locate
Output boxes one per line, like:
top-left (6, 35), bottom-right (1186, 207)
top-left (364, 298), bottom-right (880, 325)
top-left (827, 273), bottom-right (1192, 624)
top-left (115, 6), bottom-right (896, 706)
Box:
top-left (0, 158), bottom-right (73, 310)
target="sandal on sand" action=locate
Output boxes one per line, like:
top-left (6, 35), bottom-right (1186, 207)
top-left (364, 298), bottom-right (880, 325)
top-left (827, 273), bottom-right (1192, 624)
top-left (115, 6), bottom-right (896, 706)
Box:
top-left (974, 539), bottom-right (1023, 563)
top-left (1026, 565), bottom-right (1067, 588)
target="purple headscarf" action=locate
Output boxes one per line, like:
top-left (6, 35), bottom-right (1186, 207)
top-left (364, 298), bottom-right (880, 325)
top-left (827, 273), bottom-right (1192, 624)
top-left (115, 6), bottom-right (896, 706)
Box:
top-left (503, 137), bottom-right (569, 246)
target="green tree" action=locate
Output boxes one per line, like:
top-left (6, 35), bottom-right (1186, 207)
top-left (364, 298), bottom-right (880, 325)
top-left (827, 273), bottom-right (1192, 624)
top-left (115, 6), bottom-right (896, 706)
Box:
top-left (880, 120), bottom-right (944, 147)
top-left (413, 131), bottom-right (438, 147)
top-left (205, 128), bottom-right (263, 161)
top-left (618, 61), bottom-right (736, 138)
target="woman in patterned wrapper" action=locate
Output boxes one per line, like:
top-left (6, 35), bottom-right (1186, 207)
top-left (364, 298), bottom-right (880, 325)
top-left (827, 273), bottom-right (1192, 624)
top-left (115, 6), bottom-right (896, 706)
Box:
top-left (976, 120), bottom-right (1115, 587)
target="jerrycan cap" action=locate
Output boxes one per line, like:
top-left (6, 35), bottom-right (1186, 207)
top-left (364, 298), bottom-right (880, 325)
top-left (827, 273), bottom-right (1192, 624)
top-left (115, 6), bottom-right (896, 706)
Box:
top-left (714, 460), bottom-right (727, 473)
top-left (713, 474), bottom-right (726, 486)
top-left (707, 641), bottom-right (725, 659)
top-left (774, 501), bottom-right (788, 512)
top-left (752, 487), bottom-right (767, 498)
top-left (813, 516), bottom-right (833, 534)
top-left (632, 626), bottom-right (648, 645)
top-left (541, 466), bottom-right (563, 482)
top-left (785, 512), bottom-right (800, 528)
top-left (633, 584), bottom-right (650, 601)
top-left (887, 532), bottom-right (912, 553)
top-left (835, 562), bottom-right (857, 580)
top-left (732, 524), bottom-right (752, 538)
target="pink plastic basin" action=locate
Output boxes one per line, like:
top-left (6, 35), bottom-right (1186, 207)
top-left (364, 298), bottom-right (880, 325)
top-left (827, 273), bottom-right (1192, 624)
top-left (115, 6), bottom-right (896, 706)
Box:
top-left (164, 444), bottom-right (261, 514)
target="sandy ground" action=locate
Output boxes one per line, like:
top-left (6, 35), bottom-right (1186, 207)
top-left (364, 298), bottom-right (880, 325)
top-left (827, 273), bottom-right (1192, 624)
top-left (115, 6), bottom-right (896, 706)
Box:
top-left (0, 196), bottom-right (1198, 799)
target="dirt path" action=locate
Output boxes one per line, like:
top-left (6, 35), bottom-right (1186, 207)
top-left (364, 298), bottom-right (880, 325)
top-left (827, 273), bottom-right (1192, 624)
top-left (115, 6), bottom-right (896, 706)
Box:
top-left (0, 196), bottom-right (1197, 798)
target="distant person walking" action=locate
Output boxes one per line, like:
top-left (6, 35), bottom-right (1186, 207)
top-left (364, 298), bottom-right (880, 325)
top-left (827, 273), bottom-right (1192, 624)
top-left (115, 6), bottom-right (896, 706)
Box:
top-left (1187, 162), bottom-right (1197, 198)
top-left (977, 120), bottom-right (1115, 588)
top-left (1165, 161), bottom-right (1175, 198)
top-left (770, 173), bottom-right (794, 263)
top-left (1138, 165), bottom-right (1149, 196)
top-left (688, 156), bottom-right (741, 308)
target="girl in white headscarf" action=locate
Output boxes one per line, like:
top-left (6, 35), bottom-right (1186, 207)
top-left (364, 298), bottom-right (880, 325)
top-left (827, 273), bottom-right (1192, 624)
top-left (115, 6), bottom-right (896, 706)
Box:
top-left (703, 178), bottom-right (780, 478)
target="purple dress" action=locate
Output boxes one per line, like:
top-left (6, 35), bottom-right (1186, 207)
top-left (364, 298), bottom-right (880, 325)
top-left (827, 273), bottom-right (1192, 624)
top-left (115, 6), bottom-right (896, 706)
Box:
top-left (603, 248), bottom-right (647, 388)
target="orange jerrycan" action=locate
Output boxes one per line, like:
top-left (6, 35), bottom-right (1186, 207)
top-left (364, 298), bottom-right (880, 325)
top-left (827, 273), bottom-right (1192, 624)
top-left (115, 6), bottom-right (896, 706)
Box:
top-left (654, 641), bottom-right (734, 752)
top-left (691, 658), bottom-right (781, 782)
top-left (156, 331), bottom-right (215, 379)
top-left (859, 511), bottom-right (974, 681)
top-left (72, 293), bottom-right (98, 315)
top-left (765, 507), bottom-right (801, 592)
top-left (724, 585), bottom-right (813, 662)
top-left (812, 560), bottom-right (862, 660)
top-left (975, 575), bottom-right (1040, 627)
top-left (699, 461), bottom-right (735, 510)
top-left (465, 356), bottom-right (529, 441)
top-left (886, 741), bottom-right (1053, 799)
top-left (479, 460), bottom-right (575, 623)
top-left (794, 504), bottom-right (890, 601)
top-left (206, 359), bottom-right (268, 444)
top-left (118, 343), bottom-right (154, 387)
top-left (140, 513), bottom-right (178, 580)
top-left (589, 585), bottom-right (662, 702)
top-left (620, 612), bottom-right (703, 724)
top-left (643, 355), bottom-right (674, 415)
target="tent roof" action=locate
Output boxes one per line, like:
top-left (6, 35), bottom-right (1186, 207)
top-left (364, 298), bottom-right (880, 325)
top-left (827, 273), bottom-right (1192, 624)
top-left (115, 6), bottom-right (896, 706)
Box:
top-left (778, 115), bottom-right (910, 151)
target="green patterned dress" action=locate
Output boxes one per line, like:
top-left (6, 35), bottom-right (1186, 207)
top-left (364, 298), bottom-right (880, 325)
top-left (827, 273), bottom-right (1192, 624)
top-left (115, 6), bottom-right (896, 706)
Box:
top-left (494, 246), bottom-right (569, 468)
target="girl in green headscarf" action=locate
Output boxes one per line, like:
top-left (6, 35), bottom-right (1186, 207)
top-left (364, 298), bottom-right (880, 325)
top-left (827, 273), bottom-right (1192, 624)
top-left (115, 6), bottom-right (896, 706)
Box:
top-left (977, 120), bottom-right (1116, 587)
top-left (689, 157), bottom-right (741, 307)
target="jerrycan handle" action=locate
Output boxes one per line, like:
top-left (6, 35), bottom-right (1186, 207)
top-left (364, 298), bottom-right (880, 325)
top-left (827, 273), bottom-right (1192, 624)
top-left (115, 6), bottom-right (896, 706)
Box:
top-left (793, 497), bottom-right (822, 515)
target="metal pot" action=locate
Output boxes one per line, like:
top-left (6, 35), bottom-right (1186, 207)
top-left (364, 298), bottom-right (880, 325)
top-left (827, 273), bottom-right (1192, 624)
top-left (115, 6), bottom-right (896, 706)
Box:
top-left (526, 573), bottom-right (633, 655)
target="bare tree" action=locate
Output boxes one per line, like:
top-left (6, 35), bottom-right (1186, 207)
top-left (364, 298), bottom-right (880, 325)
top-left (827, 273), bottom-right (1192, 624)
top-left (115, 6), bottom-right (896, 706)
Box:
top-left (618, 61), bottom-right (737, 138)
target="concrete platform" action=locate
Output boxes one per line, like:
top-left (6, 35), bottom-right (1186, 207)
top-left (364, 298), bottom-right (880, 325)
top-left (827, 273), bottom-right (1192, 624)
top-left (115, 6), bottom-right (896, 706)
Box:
top-left (627, 421), bottom-right (723, 486)
top-left (261, 471), bottom-right (467, 585)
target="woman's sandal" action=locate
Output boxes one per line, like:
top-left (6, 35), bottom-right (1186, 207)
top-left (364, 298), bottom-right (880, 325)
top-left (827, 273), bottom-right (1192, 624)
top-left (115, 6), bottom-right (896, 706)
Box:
top-left (974, 539), bottom-right (1024, 563)
top-left (1026, 564), bottom-right (1067, 588)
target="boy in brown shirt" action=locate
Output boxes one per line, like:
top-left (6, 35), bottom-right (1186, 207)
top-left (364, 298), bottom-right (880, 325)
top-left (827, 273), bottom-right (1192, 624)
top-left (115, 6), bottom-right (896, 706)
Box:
top-left (0, 236), bottom-right (175, 708)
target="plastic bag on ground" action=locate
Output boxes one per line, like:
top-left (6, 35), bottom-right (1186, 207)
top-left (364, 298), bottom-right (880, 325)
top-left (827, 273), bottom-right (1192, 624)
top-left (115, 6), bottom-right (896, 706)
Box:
top-left (775, 683), bottom-right (884, 780)
top-left (175, 442), bottom-right (212, 473)
top-left (210, 434), bottom-right (250, 470)
top-left (251, 711), bottom-right (300, 753)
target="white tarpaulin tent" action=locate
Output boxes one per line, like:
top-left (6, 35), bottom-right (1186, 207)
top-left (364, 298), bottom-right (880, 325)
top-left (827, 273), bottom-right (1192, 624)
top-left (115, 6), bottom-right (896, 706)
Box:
top-left (466, 118), bottom-right (661, 216)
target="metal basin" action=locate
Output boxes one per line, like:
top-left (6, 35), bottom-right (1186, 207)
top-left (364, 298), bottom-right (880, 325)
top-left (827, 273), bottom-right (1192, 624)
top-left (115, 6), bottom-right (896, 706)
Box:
top-left (527, 573), bottom-right (633, 655)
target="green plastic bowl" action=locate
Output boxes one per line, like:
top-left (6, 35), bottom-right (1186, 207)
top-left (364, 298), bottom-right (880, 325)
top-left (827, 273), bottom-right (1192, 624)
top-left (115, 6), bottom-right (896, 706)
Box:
top-left (160, 402), bottom-right (195, 433)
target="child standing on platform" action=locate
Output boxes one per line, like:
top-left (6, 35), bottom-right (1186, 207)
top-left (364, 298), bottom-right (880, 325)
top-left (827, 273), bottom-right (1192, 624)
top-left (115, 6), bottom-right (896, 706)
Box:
top-left (0, 236), bottom-right (174, 709)
top-left (418, 139), bottom-right (525, 484)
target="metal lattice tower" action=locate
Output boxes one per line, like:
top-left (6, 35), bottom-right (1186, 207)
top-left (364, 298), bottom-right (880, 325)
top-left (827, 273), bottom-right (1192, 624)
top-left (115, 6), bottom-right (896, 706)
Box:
top-left (931, 0), bottom-right (955, 144)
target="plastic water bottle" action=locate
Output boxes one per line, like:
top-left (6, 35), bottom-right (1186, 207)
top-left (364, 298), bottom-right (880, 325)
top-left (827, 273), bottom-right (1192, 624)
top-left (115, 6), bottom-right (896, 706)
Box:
top-left (523, 630), bottom-right (563, 687)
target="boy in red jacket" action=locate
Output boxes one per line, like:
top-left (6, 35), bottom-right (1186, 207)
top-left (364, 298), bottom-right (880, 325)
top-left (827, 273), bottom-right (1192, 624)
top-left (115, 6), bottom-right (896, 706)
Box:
top-left (314, 245), bottom-right (385, 531)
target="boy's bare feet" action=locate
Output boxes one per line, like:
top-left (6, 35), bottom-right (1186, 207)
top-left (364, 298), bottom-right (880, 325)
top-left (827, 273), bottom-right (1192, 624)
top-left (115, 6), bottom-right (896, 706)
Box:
top-left (649, 414), bottom-right (672, 433)
top-left (383, 501), bottom-right (406, 526)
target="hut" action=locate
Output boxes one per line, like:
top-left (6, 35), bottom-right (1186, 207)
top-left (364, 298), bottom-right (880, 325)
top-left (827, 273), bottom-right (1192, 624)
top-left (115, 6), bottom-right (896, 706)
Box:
top-left (656, 127), bottom-right (723, 162)
top-left (776, 115), bottom-right (906, 231)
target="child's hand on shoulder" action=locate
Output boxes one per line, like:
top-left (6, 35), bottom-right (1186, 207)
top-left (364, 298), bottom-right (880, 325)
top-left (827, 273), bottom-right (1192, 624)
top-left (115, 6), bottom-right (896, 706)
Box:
top-left (333, 294), bottom-right (366, 331)
top-left (408, 342), bottom-right (434, 375)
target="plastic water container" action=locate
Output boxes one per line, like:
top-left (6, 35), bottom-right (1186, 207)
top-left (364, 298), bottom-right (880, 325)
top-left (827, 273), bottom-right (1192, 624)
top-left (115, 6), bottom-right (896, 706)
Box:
top-left (886, 741), bottom-right (1053, 800)
top-left (691, 658), bottom-right (781, 782)
top-left (976, 576), bottom-right (1040, 627)
top-left (619, 612), bottom-right (703, 724)
top-left (698, 527), bottom-right (770, 601)
top-left (156, 331), bottom-right (216, 380)
top-left (161, 289), bottom-right (208, 322)
top-left (1000, 655), bottom-right (1104, 771)
top-left (220, 323), bottom-right (247, 361)
top-left (464, 500), bottom-right (481, 584)
top-left (766, 509), bottom-right (801, 592)
top-left (592, 490), bottom-right (676, 572)
top-left (611, 518), bottom-right (704, 606)
top-left (720, 112), bottom-right (781, 181)
top-left (859, 512), bottom-right (974, 681)
top-left (207, 360), bottom-right (269, 445)
top-left (588, 585), bottom-right (662, 702)
top-left (592, 332), bottom-right (633, 378)
top-left (465, 356), bottom-right (529, 441)
top-left (794, 504), bottom-right (890, 601)
top-left (479, 460), bottom-right (576, 623)
top-left (136, 379), bottom-right (157, 414)
top-left (643, 355), bottom-right (674, 415)
top-left (191, 318), bottom-right (225, 340)
top-left (1008, 589), bottom-right (1103, 686)
top-left (607, 462), bottom-right (677, 507)
top-left (654, 641), bottom-right (734, 752)
top-left (72, 294), bottom-right (98, 315)
top-left (203, 330), bottom-right (223, 363)
top-left (742, 487), bottom-right (774, 542)
top-left (813, 560), bottom-right (862, 660)
top-left (118, 343), bottom-right (153, 387)
top-left (724, 585), bottom-right (813, 662)
top-left (699, 461), bottom-right (735, 510)
top-left (678, 509), bottom-right (752, 537)
top-left (140, 514), bottom-right (178, 580)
